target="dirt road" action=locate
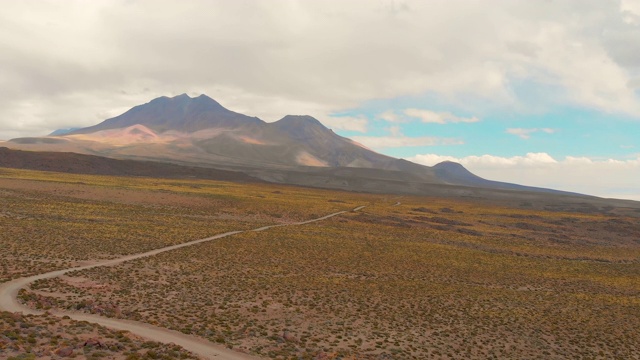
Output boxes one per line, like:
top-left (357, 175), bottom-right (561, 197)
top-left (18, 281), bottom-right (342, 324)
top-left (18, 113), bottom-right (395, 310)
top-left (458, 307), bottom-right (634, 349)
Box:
top-left (0, 206), bottom-right (365, 359)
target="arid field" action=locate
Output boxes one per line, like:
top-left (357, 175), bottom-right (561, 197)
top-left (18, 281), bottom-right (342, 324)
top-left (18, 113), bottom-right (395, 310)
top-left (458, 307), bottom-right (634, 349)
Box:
top-left (1, 168), bottom-right (639, 359)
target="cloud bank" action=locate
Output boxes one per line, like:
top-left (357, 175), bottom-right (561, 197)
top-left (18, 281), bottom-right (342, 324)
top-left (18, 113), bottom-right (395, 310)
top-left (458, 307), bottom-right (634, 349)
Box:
top-left (506, 128), bottom-right (556, 139)
top-left (1, 0), bottom-right (640, 138)
top-left (377, 109), bottom-right (480, 124)
top-left (408, 153), bottom-right (640, 200)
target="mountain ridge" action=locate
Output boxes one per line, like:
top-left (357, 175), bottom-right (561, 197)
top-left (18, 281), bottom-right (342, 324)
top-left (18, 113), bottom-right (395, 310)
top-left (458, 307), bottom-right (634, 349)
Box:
top-left (5, 93), bottom-right (575, 196)
top-left (69, 93), bottom-right (263, 135)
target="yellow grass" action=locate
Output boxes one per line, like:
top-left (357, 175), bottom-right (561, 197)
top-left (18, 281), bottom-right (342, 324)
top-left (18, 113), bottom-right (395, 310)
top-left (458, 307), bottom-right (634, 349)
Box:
top-left (2, 167), bottom-right (639, 359)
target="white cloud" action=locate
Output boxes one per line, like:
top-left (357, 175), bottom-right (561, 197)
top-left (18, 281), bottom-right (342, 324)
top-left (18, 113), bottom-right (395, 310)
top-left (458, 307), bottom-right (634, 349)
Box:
top-left (1, 1), bottom-right (640, 138)
top-left (404, 109), bottom-right (480, 124)
top-left (378, 110), bottom-right (404, 123)
top-left (506, 128), bottom-right (538, 139)
top-left (620, 0), bottom-right (640, 24)
top-left (351, 135), bottom-right (463, 149)
top-left (320, 115), bottom-right (368, 133)
top-left (407, 152), bottom-right (640, 200)
top-left (406, 154), bottom-right (459, 164)
top-left (352, 127), bottom-right (463, 149)
top-left (377, 109), bottom-right (479, 124)
top-left (564, 156), bottom-right (593, 164)
top-left (506, 128), bottom-right (557, 139)
top-left (413, 152), bottom-right (559, 167)
top-left (387, 125), bottom-right (402, 137)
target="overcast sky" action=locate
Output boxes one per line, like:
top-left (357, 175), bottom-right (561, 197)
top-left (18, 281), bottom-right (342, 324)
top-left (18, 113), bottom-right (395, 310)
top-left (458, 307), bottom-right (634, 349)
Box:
top-left (1, 0), bottom-right (639, 200)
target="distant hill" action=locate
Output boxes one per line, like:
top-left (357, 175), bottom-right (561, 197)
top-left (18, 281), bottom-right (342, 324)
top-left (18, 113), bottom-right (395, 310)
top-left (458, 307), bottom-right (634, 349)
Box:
top-left (69, 94), bottom-right (263, 134)
top-left (49, 127), bottom-right (81, 136)
top-left (0, 147), bottom-right (259, 182)
top-left (4, 93), bottom-right (573, 196)
top-left (3, 146), bottom-right (639, 217)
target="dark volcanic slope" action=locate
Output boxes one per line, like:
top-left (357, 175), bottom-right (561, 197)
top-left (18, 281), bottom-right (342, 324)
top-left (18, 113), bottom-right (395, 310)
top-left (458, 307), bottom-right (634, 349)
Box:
top-left (69, 94), bottom-right (262, 134)
top-left (2, 147), bottom-right (639, 216)
top-left (0, 147), bottom-right (260, 182)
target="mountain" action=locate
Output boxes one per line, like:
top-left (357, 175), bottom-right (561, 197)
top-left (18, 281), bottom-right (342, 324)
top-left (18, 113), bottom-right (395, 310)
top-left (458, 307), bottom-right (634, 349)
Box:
top-left (49, 127), bottom-right (81, 136)
top-left (69, 94), bottom-right (262, 134)
top-left (29, 94), bottom-right (431, 176)
top-left (3, 94), bottom-right (569, 195)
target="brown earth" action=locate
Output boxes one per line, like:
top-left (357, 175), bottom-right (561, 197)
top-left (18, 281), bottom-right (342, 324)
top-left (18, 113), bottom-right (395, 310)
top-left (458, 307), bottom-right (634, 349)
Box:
top-left (0, 147), bottom-right (259, 182)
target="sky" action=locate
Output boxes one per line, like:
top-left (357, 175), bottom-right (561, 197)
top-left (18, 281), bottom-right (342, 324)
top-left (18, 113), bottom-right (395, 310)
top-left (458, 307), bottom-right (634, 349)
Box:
top-left (1, 0), bottom-right (639, 200)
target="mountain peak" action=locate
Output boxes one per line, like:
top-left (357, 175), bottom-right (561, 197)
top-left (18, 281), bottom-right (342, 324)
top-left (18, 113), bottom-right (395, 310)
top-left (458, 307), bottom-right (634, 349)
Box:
top-left (433, 161), bottom-right (465, 170)
top-left (432, 161), bottom-right (488, 186)
top-left (68, 93), bottom-right (262, 134)
top-left (274, 115), bottom-right (325, 128)
top-left (151, 93), bottom-right (214, 104)
top-left (433, 161), bottom-right (475, 177)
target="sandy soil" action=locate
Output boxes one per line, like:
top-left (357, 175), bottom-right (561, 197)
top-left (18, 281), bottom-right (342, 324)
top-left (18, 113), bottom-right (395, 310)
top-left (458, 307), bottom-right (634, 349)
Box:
top-left (0, 206), bottom-right (363, 360)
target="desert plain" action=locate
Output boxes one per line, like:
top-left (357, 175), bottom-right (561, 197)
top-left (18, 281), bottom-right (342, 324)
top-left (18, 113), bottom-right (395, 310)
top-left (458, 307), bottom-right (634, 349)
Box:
top-left (1, 167), bottom-right (639, 359)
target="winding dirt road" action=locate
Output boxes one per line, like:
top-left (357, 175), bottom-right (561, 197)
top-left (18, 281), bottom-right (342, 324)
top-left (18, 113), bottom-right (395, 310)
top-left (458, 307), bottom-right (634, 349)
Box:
top-left (0, 205), bottom-right (365, 359)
